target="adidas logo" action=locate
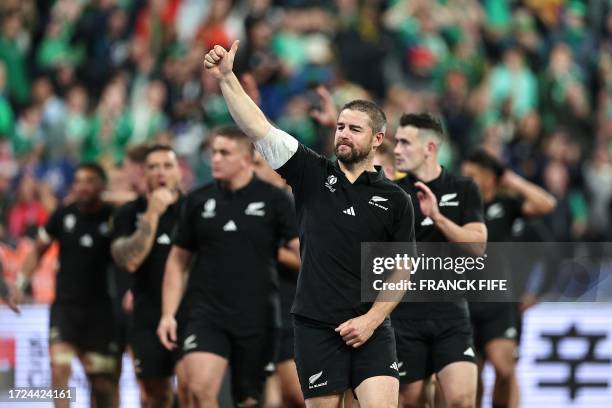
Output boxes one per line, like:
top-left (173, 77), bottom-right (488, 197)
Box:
top-left (157, 233), bottom-right (171, 245)
top-left (223, 220), bottom-right (238, 231)
top-left (421, 217), bottom-right (433, 226)
top-left (463, 347), bottom-right (475, 357)
top-left (342, 206), bottom-right (356, 216)
top-left (390, 362), bottom-right (399, 371)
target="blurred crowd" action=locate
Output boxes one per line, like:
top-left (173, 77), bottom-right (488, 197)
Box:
top-left (0, 0), bottom-right (610, 252)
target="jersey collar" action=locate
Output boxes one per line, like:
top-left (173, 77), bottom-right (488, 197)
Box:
top-left (332, 161), bottom-right (385, 185)
top-left (216, 174), bottom-right (259, 198)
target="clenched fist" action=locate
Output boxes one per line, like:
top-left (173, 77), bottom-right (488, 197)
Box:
top-left (203, 41), bottom-right (240, 79)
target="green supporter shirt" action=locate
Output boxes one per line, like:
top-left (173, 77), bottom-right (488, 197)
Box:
top-left (0, 36), bottom-right (30, 104)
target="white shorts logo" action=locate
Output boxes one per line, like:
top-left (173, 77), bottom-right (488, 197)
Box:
top-left (308, 371), bottom-right (328, 389)
top-left (183, 334), bottom-right (198, 351)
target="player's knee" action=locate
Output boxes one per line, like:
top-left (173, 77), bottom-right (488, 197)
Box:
top-left (399, 386), bottom-right (427, 407)
top-left (83, 352), bottom-right (118, 376)
top-left (445, 392), bottom-right (474, 408)
top-left (489, 352), bottom-right (516, 382)
top-left (188, 378), bottom-right (217, 404)
top-left (142, 381), bottom-right (173, 407)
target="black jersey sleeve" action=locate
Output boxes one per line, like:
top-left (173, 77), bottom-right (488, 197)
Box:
top-left (276, 144), bottom-right (327, 200)
top-left (43, 207), bottom-right (63, 239)
top-left (462, 180), bottom-right (485, 224)
top-left (273, 189), bottom-right (299, 243)
top-left (172, 194), bottom-right (198, 252)
top-left (111, 203), bottom-right (137, 241)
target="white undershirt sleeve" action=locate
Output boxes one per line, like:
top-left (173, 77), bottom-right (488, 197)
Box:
top-left (254, 127), bottom-right (299, 170)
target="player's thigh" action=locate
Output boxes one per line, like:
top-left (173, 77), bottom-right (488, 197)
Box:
top-left (436, 361), bottom-right (477, 406)
top-left (277, 359), bottom-right (305, 407)
top-left (399, 380), bottom-right (428, 408)
top-left (354, 376), bottom-right (399, 408)
top-left (181, 317), bottom-right (231, 393)
top-left (184, 352), bottom-right (228, 393)
top-left (485, 338), bottom-right (516, 377)
top-left (293, 316), bottom-right (351, 400)
top-left (351, 321), bottom-right (399, 402)
top-left (304, 393), bottom-right (343, 408)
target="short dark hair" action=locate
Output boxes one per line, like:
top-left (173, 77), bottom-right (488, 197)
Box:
top-left (399, 112), bottom-right (444, 137)
top-left (211, 126), bottom-right (255, 157)
top-left (340, 100), bottom-right (387, 134)
top-left (144, 144), bottom-right (175, 160)
top-left (125, 144), bottom-right (150, 164)
top-left (465, 148), bottom-right (506, 179)
top-left (76, 162), bottom-right (107, 184)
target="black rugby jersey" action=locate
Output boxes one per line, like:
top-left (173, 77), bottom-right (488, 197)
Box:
top-left (393, 168), bottom-right (484, 319)
top-left (44, 203), bottom-right (114, 305)
top-left (173, 176), bottom-right (298, 329)
top-left (277, 144), bottom-right (416, 325)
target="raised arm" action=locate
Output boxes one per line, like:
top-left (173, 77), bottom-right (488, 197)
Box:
top-left (500, 170), bottom-right (557, 217)
top-left (204, 41), bottom-right (271, 140)
top-left (204, 42), bottom-right (299, 169)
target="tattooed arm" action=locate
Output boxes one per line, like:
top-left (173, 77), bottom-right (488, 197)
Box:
top-left (111, 188), bottom-right (174, 273)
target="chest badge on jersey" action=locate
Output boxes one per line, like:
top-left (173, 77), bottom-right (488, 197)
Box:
top-left (439, 193), bottom-right (459, 207)
top-left (64, 214), bottom-right (76, 232)
top-left (486, 203), bottom-right (505, 220)
top-left (202, 199), bottom-right (216, 218)
top-left (79, 234), bottom-right (93, 247)
top-left (325, 175), bottom-right (337, 192)
top-left (245, 201), bottom-right (265, 216)
top-left (368, 195), bottom-right (389, 211)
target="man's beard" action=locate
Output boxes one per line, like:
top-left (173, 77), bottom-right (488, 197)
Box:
top-left (335, 142), bottom-right (370, 165)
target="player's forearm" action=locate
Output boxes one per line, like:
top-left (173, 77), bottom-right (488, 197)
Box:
top-left (432, 214), bottom-right (487, 252)
top-left (219, 72), bottom-right (271, 141)
top-left (278, 247), bottom-right (301, 271)
top-left (366, 301), bottom-right (398, 327)
top-left (511, 178), bottom-right (557, 216)
top-left (161, 248), bottom-right (191, 317)
top-left (111, 214), bottom-right (159, 273)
